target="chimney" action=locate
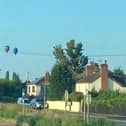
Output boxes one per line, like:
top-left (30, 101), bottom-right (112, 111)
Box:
top-left (86, 65), bottom-right (93, 75)
top-left (100, 60), bottom-right (108, 90)
top-left (86, 61), bottom-right (99, 75)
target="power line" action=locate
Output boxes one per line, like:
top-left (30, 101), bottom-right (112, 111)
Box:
top-left (1, 48), bottom-right (126, 57)
top-left (88, 54), bottom-right (126, 57)
top-left (21, 52), bottom-right (53, 57)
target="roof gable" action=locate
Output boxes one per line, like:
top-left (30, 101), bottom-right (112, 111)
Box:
top-left (77, 72), bottom-right (100, 83)
top-left (109, 72), bottom-right (126, 87)
top-left (28, 77), bottom-right (45, 85)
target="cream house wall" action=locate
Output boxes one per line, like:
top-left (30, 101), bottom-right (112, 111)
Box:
top-left (47, 100), bottom-right (81, 112)
top-left (91, 77), bottom-right (101, 92)
top-left (76, 82), bottom-right (89, 95)
top-left (76, 77), bottom-right (101, 95)
top-left (27, 84), bottom-right (41, 96)
top-left (108, 78), bottom-right (126, 93)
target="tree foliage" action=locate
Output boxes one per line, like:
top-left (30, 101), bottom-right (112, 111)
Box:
top-left (48, 63), bottom-right (75, 100)
top-left (12, 72), bottom-right (21, 82)
top-left (50, 40), bottom-right (88, 100)
top-left (69, 92), bottom-right (83, 102)
top-left (0, 79), bottom-right (23, 102)
top-left (5, 71), bottom-right (9, 80)
top-left (53, 40), bottom-right (88, 73)
top-left (0, 72), bottom-right (23, 102)
top-left (113, 67), bottom-right (125, 76)
top-left (92, 90), bottom-right (126, 108)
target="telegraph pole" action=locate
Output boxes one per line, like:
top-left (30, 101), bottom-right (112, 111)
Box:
top-left (83, 95), bottom-right (86, 122)
top-left (64, 90), bottom-right (68, 111)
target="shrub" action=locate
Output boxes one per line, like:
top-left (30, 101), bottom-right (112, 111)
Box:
top-left (54, 117), bottom-right (62, 126)
top-left (69, 92), bottom-right (83, 101)
top-left (16, 115), bottom-right (27, 126)
top-left (27, 116), bottom-right (37, 126)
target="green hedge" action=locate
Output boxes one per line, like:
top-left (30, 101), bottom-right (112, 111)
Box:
top-left (0, 96), bottom-right (16, 103)
top-left (69, 92), bottom-right (83, 102)
top-left (90, 90), bottom-right (126, 115)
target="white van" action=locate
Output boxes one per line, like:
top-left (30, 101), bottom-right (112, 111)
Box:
top-left (17, 97), bottom-right (30, 105)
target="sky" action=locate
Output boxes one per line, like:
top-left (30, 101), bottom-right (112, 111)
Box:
top-left (0, 0), bottom-right (126, 81)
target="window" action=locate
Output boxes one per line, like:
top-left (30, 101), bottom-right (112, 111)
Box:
top-left (28, 86), bottom-right (30, 93)
top-left (32, 86), bottom-right (35, 93)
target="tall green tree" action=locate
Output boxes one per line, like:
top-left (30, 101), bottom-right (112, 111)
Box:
top-left (53, 40), bottom-right (88, 73)
top-left (12, 72), bottom-right (20, 82)
top-left (48, 63), bottom-right (75, 100)
top-left (5, 71), bottom-right (9, 80)
top-left (12, 72), bottom-right (16, 81)
top-left (0, 78), bottom-right (23, 102)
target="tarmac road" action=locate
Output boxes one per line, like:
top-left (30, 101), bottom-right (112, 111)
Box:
top-left (108, 118), bottom-right (126, 126)
top-left (65, 111), bottom-right (126, 126)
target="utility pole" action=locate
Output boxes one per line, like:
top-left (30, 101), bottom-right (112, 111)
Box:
top-left (83, 95), bottom-right (86, 122)
top-left (64, 90), bottom-right (68, 111)
top-left (43, 82), bottom-right (46, 109)
top-left (22, 88), bottom-right (25, 115)
top-left (43, 73), bottom-right (48, 109)
top-left (86, 94), bottom-right (91, 124)
top-left (27, 72), bottom-right (29, 84)
top-left (86, 95), bottom-right (89, 123)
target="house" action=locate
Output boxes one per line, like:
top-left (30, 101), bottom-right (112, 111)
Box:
top-left (26, 72), bottom-right (49, 97)
top-left (76, 60), bottom-right (126, 95)
top-left (26, 78), bottom-right (42, 96)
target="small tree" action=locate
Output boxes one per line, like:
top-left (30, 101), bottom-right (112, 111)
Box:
top-left (12, 72), bottom-right (20, 82)
top-left (5, 71), bottom-right (9, 80)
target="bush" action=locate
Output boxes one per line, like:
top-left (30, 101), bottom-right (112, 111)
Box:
top-left (27, 116), bottom-right (37, 126)
top-left (69, 92), bottom-right (83, 101)
top-left (90, 90), bottom-right (126, 115)
top-left (54, 117), bottom-right (62, 126)
top-left (16, 115), bottom-right (27, 126)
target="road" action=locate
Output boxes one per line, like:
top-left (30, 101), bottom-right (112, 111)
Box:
top-left (65, 112), bottom-right (126, 126)
top-left (92, 113), bottom-right (126, 126)
top-left (109, 119), bottom-right (126, 126)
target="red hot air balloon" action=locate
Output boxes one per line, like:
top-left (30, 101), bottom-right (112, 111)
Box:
top-left (4, 46), bottom-right (10, 53)
top-left (13, 47), bottom-right (18, 55)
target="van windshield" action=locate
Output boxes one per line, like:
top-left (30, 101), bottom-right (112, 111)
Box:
top-left (24, 99), bottom-right (29, 103)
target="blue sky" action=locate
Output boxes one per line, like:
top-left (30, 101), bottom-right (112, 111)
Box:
top-left (0, 0), bottom-right (126, 81)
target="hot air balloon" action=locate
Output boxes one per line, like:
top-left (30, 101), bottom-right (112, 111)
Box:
top-left (13, 47), bottom-right (18, 55)
top-left (4, 46), bottom-right (10, 53)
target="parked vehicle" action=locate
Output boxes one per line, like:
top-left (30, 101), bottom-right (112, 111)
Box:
top-left (30, 98), bottom-right (43, 109)
top-left (17, 97), bottom-right (30, 105)
top-left (30, 97), bottom-right (49, 109)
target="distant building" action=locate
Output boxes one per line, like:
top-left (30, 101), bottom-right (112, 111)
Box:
top-left (76, 60), bottom-right (126, 95)
top-left (26, 72), bottom-right (49, 97)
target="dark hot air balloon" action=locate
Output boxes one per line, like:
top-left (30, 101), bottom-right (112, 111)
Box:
top-left (4, 46), bottom-right (10, 53)
top-left (13, 47), bottom-right (18, 55)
